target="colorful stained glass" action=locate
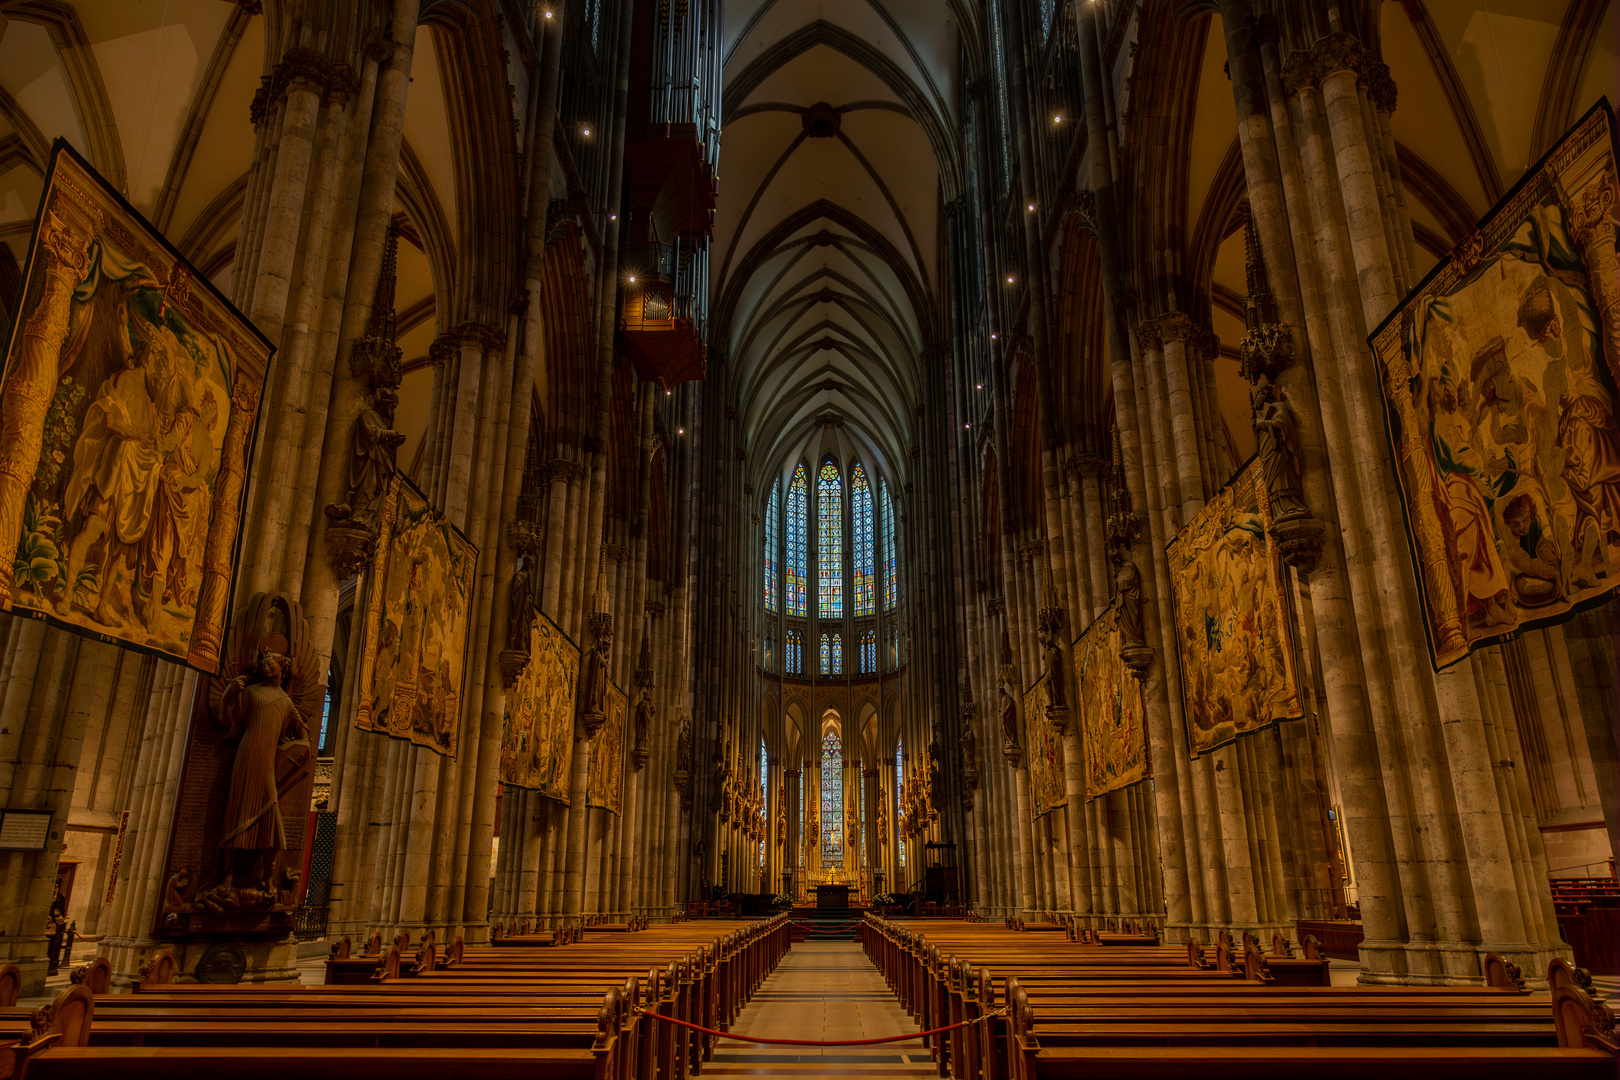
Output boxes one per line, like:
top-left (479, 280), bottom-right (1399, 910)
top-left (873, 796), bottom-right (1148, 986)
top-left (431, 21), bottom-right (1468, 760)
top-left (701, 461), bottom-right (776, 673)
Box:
top-left (819, 632), bottom-right (831, 675)
top-left (831, 633), bottom-right (842, 675)
top-left (764, 478), bottom-right (779, 612)
top-left (760, 738), bottom-right (769, 867)
top-left (860, 627), bottom-right (876, 674)
top-left (852, 465), bottom-right (874, 616)
top-left (818, 461), bottom-right (842, 618)
top-left (822, 730), bottom-right (843, 862)
top-left (882, 479), bottom-right (898, 611)
top-left (787, 465), bottom-right (808, 617)
top-left (896, 740), bottom-right (905, 870)
top-left (786, 629), bottom-right (802, 675)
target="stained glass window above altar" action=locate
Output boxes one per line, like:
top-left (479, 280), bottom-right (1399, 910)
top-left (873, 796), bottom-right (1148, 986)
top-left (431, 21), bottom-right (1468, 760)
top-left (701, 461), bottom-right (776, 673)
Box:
top-left (764, 477), bottom-right (779, 612)
top-left (818, 460), bottom-right (842, 618)
top-left (852, 464), bottom-right (874, 616)
top-left (787, 465), bottom-right (807, 617)
top-left (822, 729), bottom-right (843, 863)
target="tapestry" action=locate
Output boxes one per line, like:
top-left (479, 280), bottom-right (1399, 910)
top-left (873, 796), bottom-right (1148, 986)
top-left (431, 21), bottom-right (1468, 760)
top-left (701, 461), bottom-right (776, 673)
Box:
top-left (1369, 103), bottom-right (1620, 668)
top-left (1074, 604), bottom-right (1149, 799)
top-left (1023, 675), bottom-right (1067, 819)
top-left (587, 681), bottom-right (627, 813)
top-left (1166, 460), bottom-right (1304, 755)
top-left (500, 612), bottom-right (578, 801)
top-left (0, 142), bottom-right (272, 672)
top-left (353, 475), bottom-right (478, 757)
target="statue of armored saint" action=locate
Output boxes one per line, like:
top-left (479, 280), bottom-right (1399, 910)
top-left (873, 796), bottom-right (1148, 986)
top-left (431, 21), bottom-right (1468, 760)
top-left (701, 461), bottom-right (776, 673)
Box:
top-left (1252, 379), bottom-right (1308, 521)
top-left (215, 651), bottom-right (306, 893)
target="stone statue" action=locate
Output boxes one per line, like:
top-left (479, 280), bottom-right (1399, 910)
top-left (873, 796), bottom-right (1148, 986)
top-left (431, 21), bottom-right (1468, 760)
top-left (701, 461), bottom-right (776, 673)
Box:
top-left (634, 691), bottom-right (653, 751)
top-left (1115, 558), bottom-right (1145, 647)
top-left (506, 554), bottom-right (532, 653)
top-left (213, 650), bottom-right (306, 893)
top-left (1252, 379), bottom-right (1307, 521)
top-left (579, 631), bottom-right (611, 728)
top-left (999, 682), bottom-right (1019, 748)
top-left (345, 386), bottom-right (406, 529)
top-left (1039, 618), bottom-right (1067, 709)
top-left (960, 725), bottom-right (979, 774)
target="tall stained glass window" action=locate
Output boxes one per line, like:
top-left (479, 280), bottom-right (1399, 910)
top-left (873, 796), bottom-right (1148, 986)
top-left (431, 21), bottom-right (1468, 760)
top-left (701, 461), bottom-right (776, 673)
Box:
top-left (786, 465), bottom-right (808, 617)
top-left (896, 740), bottom-right (905, 870)
top-left (851, 464), bottom-right (874, 616)
top-left (818, 461), bottom-right (842, 617)
top-left (882, 479), bottom-right (898, 611)
top-left (822, 729), bottom-right (843, 863)
top-left (764, 478), bottom-right (779, 612)
top-left (832, 633), bottom-right (842, 675)
top-left (859, 627), bottom-right (876, 674)
top-left (820, 632), bottom-right (844, 676)
top-left (760, 739), bottom-right (769, 867)
top-left (786, 629), bottom-right (802, 675)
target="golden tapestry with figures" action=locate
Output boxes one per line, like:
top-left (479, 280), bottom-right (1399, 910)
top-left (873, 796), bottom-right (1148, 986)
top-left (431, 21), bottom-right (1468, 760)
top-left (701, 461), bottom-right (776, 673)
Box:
top-left (0, 143), bottom-right (272, 672)
top-left (1074, 604), bottom-right (1149, 799)
top-left (1369, 103), bottom-right (1620, 668)
top-left (353, 475), bottom-right (478, 758)
top-left (1166, 460), bottom-right (1304, 755)
top-left (587, 681), bottom-right (627, 813)
top-left (1023, 675), bottom-right (1068, 819)
top-left (500, 612), bottom-right (579, 801)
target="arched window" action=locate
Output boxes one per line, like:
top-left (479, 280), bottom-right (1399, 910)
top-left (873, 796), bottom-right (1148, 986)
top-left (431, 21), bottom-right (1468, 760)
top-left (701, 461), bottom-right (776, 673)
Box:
top-left (822, 729), bottom-right (843, 863)
top-left (760, 739), bottom-right (769, 868)
top-left (786, 465), bottom-right (808, 617)
top-left (859, 627), bottom-right (876, 674)
top-left (852, 464), bottom-right (874, 616)
top-left (820, 632), bottom-right (842, 676)
top-left (818, 461), bottom-right (842, 618)
top-left (764, 477), bottom-right (779, 612)
top-left (786, 629), bottom-right (802, 675)
top-left (896, 739), bottom-right (905, 871)
top-left (882, 479), bottom-right (898, 610)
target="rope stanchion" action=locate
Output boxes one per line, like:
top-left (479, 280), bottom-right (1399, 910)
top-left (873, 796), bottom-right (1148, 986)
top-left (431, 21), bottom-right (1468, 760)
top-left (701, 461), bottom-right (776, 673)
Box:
top-left (635, 1006), bottom-right (1006, 1046)
top-left (788, 920), bottom-right (862, 933)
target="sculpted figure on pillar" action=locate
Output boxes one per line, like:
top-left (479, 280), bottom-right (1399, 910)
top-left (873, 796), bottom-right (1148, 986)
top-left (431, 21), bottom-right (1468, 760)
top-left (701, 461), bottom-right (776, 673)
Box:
top-left (1252, 380), bottom-right (1308, 522)
top-left (1039, 609), bottom-right (1067, 710)
top-left (343, 386), bottom-right (405, 531)
top-left (1115, 558), bottom-right (1145, 648)
top-left (631, 689), bottom-right (654, 771)
top-left (506, 554), bottom-right (533, 653)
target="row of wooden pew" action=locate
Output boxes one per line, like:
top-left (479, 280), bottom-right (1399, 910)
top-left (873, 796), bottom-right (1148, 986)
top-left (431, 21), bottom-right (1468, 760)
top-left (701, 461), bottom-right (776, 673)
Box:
top-left (860, 913), bottom-right (1619, 1079)
top-left (0, 914), bottom-right (791, 1079)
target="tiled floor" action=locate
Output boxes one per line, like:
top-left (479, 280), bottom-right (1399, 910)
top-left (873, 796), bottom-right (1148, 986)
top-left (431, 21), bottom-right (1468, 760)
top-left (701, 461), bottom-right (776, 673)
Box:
top-left (705, 941), bottom-right (937, 1077)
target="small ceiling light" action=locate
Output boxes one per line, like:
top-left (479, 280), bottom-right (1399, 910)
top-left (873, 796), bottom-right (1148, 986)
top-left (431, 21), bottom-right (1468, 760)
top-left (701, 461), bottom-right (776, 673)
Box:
top-left (543, 8), bottom-right (553, 16)
top-left (964, 423), bottom-right (971, 429)
top-left (1027, 203), bottom-right (1036, 212)
top-left (610, 213), bottom-right (617, 220)
top-left (665, 389), bottom-right (672, 396)
top-left (678, 427), bottom-right (685, 434)
top-left (976, 383), bottom-right (982, 390)
top-left (582, 127), bottom-right (591, 136)
top-left (1006, 275), bottom-right (1015, 284)
top-left (1053, 115), bottom-right (1062, 123)
top-left (627, 275), bottom-right (636, 283)
top-left (990, 333), bottom-right (998, 340)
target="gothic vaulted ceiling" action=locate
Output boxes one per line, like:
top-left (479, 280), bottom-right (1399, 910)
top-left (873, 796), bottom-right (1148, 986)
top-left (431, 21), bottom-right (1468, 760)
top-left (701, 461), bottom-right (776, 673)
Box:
top-left (716, 0), bottom-right (963, 489)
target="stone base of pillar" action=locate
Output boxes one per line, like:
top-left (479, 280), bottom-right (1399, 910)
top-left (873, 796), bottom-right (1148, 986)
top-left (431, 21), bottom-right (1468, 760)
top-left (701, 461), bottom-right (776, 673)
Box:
top-left (1356, 939), bottom-right (1571, 990)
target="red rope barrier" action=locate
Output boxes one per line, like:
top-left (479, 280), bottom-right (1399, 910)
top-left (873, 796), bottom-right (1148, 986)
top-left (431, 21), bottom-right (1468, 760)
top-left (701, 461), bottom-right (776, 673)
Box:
top-left (789, 920), bottom-right (862, 933)
top-left (636, 1007), bottom-right (1005, 1046)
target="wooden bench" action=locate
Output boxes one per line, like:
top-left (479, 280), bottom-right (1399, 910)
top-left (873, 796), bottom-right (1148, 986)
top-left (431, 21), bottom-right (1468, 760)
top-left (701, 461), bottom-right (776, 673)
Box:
top-left (861, 914), bottom-right (1618, 1080)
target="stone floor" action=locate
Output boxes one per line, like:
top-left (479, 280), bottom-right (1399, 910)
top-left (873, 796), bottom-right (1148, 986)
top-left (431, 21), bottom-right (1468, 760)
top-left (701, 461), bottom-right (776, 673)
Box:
top-left (703, 940), bottom-right (936, 1077)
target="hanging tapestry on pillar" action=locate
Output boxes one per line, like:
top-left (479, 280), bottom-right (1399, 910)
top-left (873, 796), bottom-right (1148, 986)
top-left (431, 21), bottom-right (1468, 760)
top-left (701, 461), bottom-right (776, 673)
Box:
top-left (586, 680), bottom-right (627, 813)
top-left (351, 475), bottom-right (478, 758)
top-left (1073, 603), bottom-right (1148, 799)
top-left (1023, 674), bottom-right (1067, 818)
top-left (0, 142), bottom-right (272, 673)
top-left (499, 611), bottom-right (579, 801)
top-left (1166, 459), bottom-right (1305, 756)
top-left (1368, 102), bottom-right (1620, 670)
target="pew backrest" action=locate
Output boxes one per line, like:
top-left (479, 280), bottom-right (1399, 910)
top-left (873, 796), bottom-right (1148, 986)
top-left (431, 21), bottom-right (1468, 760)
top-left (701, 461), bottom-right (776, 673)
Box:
top-left (0, 962), bottom-right (22, 1007)
top-left (365, 931), bottom-right (383, 955)
top-left (31, 983), bottom-right (95, 1048)
top-left (70, 957), bottom-right (111, 996)
top-left (137, 951), bottom-right (175, 989)
top-left (331, 935), bottom-right (352, 960)
top-left (1484, 953), bottom-right (1526, 993)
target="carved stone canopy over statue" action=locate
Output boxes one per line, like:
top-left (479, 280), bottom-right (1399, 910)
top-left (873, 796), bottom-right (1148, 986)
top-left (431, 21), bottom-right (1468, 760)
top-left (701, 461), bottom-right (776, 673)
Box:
top-left (1252, 379), bottom-right (1307, 522)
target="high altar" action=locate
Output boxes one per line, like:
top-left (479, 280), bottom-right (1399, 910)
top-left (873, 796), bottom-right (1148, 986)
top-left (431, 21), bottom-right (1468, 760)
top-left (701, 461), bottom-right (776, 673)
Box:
top-left (814, 883), bottom-right (850, 909)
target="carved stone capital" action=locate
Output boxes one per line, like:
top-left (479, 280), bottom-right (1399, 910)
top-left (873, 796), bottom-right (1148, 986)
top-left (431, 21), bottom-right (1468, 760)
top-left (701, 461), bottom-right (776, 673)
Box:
top-left (944, 196), bottom-right (968, 219)
top-left (1310, 31), bottom-right (1365, 84)
top-left (498, 649), bottom-right (530, 689)
top-left (1239, 323), bottom-right (1295, 383)
top-left (1148, 311), bottom-right (1196, 347)
top-left (1073, 452), bottom-right (1108, 479)
top-left (428, 332), bottom-right (459, 367)
top-left (1270, 514), bottom-right (1328, 575)
top-left (1136, 319), bottom-right (1163, 353)
top-left (1119, 643), bottom-right (1154, 683)
top-left (1280, 48), bottom-right (1323, 96)
top-left (1363, 59), bottom-right (1398, 113)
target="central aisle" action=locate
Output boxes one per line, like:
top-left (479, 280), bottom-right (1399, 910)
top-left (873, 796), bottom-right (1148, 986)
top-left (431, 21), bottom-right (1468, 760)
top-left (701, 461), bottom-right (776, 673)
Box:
top-left (705, 940), bottom-right (937, 1077)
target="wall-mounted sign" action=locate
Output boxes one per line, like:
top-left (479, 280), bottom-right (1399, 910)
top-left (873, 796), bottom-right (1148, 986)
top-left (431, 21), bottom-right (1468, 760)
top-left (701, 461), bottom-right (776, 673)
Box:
top-left (0, 809), bottom-right (53, 850)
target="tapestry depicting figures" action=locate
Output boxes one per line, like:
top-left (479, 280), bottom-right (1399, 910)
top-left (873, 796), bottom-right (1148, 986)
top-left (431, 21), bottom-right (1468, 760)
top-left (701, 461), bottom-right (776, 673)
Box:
top-left (1074, 604), bottom-right (1148, 799)
top-left (500, 612), bottom-right (578, 801)
top-left (587, 682), bottom-right (627, 814)
top-left (1166, 460), bottom-right (1304, 756)
top-left (352, 475), bottom-right (477, 757)
top-left (1369, 103), bottom-right (1620, 669)
top-left (1023, 675), bottom-right (1067, 819)
top-left (0, 143), bottom-right (272, 672)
